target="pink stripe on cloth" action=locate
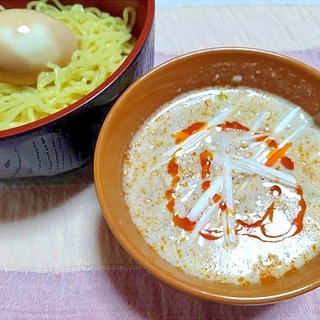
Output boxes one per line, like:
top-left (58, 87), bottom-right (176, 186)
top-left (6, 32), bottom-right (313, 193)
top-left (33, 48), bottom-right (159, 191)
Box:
top-left (0, 269), bottom-right (319, 319)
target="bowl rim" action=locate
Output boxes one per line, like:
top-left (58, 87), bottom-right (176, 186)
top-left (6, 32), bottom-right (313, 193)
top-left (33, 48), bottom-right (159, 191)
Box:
top-left (0, 0), bottom-right (155, 139)
top-left (94, 46), bottom-right (320, 305)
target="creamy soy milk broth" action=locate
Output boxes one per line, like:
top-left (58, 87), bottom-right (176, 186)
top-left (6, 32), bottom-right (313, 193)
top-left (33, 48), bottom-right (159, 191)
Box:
top-left (123, 87), bottom-right (320, 285)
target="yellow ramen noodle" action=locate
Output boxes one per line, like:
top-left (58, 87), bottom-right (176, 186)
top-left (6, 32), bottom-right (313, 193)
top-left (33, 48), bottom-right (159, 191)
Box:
top-left (0, 0), bottom-right (136, 130)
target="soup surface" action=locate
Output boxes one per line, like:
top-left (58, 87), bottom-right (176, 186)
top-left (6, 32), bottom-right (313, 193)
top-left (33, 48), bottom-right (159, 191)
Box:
top-left (123, 87), bottom-right (320, 285)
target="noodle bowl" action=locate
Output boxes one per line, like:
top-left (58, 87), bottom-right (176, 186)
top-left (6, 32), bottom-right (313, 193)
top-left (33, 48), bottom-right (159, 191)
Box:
top-left (0, 0), bottom-right (136, 130)
top-left (0, 0), bottom-right (154, 179)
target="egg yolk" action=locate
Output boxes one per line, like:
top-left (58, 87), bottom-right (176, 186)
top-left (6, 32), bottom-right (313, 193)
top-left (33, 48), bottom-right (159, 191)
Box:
top-left (0, 8), bottom-right (79, 86)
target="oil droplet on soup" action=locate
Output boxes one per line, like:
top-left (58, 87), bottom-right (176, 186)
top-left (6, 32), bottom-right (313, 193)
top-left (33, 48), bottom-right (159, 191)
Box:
top-left (123, 87), bottom-right (320, 285)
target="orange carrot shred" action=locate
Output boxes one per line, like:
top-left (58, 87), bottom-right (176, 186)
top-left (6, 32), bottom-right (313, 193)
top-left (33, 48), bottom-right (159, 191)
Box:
top-left (265, 143), bottom-right (292, 167)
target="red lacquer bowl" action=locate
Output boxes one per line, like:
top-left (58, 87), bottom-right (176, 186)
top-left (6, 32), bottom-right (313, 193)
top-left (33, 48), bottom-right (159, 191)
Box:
top-left (0, 0), bottom-right (154, 179)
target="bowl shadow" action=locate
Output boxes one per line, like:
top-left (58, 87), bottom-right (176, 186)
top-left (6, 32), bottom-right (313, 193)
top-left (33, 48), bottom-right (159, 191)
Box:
top-left (0, 162), bottom-right (93, 222)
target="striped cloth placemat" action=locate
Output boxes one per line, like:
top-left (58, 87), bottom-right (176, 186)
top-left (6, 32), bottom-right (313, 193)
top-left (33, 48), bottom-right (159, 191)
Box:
top-left (0, 4), bottom-right (319, 319)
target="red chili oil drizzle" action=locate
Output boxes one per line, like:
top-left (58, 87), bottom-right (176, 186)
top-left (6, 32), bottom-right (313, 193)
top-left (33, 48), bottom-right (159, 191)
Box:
top-left (199, 228), bottom-right (224, 240)
top-left (219, 201), bottom-right (227, 211)
top-left (236, 186), bottom-right (306, 242)
top-left (200, 185), bottom-right (306, 242)
top-left (165, 157), bottom-right (179, 213)
top-left (165, 188), bottom-right (175, 213)
top-left (165, 155), bottom-right (196, 230)
top-left (212, 194), bottom-right (221, 203)
top-left (267, 138), bottom-right (278, 148)
top-left (217, 121), bottom-right (250, 131)
top-left (281, 156), bottom-right (294, 170)
top-left (212, 193), bottom-right (227, 217)
top-left (270, 185), bottom-right (282, 197)
top-left (255, 133), bottom-right (269, 142)
top-left (200, 150), bottom-right (213, 192)
top-left (167, 156), bottom-right (179, 176)
top-left (292, 187), bottom-right (306, 235)
top-left (201, 180), bottom-right (211, 192)
top-left (173, 215), bottom-right (196, 231)
top-left (172, 122), bottom-right (206, 144)
top-left (171, 176), bottom-right (180, 188)
top-left (200, 150), bottom-right (213, 178)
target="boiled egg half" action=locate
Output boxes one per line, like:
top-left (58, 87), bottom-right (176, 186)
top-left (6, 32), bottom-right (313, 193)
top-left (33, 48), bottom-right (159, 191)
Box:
top-left (0, 8), bottom-right (79, 86)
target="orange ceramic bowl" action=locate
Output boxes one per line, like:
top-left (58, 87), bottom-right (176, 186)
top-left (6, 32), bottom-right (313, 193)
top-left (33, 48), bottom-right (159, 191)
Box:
top-left (94, 48), bottom-right (320, 305)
